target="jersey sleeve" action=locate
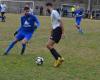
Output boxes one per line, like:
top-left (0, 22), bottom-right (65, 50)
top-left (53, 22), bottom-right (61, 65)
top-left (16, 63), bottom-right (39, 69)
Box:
top-left (16, 17), bottom-right (22, 32)
top-left (34, 16), bottom-right (40, 28)
top-left (53, 11), bottom-right (61, 20)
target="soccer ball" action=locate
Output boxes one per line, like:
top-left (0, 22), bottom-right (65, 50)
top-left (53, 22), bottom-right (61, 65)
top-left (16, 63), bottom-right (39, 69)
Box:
top-left (35, 57), bottom-right (44, 65)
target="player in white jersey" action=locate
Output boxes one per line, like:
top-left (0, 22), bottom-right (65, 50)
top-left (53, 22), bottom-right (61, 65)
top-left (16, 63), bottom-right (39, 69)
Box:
top-left (0, 2), bottom-right (7, 22)
top-left (46, 3), bottom-right (64, 67)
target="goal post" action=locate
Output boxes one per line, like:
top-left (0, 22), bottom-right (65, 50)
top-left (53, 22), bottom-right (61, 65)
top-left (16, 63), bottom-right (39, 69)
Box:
top-left (0, 0), bottom-right (34, 13)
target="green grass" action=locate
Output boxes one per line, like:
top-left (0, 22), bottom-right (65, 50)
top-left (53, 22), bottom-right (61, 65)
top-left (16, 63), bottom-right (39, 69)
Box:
top-left (0, 14), bottom-right (100, 80)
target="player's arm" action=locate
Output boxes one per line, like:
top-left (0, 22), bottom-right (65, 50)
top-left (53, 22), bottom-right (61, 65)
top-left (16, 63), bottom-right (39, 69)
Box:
top-left (60, 20), bottom-right (64, 34)
top-left (0, 5), bottom-right (1, 12)
top-left (59, 19), bottom-right (64, 38)
top-left (34, 16), bottom-right (40, 30)
top-left (55, 11), bottom-right (64, 37)
top-left (5, 4), bottom-right (7, 9)
top-left (14, 17), bottom-right (22, 36)
top-left (14, 26), bottom-right (21, 36)
top-left (73, 11), bottom-right (76, 17)
top-left (78, 13), bottom-right (84, 17)
top-left (79, 9), bottom-right (84, 17)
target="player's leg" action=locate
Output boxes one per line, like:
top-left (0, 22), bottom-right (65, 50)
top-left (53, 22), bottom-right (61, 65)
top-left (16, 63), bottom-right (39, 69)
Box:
top-left (1, 12), bottom-right (5, 22)
top-left (46, 39), bottom-right (64, 67)
top-left (2, 12), bottom-right (5, 22)
top-left (46, 27), bottom-right (64, 67)
top-left (77, 18), bottom-right (83, 33)
top-left (75, 18), bottom-right (80, 29)
top-left (4, 38), bottom-right (18, 55)
top-left (46, 39), bottom-right (60, 60)
top-left (75, 18), bottom-right (83, 33)
top-left (4, 32), bottom-right (24, 55)
top-left (20, 33), bottom-right (33, 55)
top-left (21, 39), bottom-right (27, 55)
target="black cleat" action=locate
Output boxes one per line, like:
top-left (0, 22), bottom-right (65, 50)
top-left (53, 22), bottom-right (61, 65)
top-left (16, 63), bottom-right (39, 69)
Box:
top-left (3, 53), bottom-right (7, 55)
top-left (20, 52), bottom-right (24, 55)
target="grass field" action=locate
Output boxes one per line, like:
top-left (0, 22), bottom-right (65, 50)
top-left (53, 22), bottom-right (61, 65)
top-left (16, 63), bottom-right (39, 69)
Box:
top-left (0, 14), bottom-right (100, 80)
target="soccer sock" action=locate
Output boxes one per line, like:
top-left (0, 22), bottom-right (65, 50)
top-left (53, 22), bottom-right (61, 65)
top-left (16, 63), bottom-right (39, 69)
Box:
top-left (77, 25), bottom-right (82, 32)
top-left (5, 41), bottom-right (17, 54)
top-left (21, 44), bottom-right (26, 55)
top-left (78, 27), bottom-right (83, 33)
top-left (80, 27), bottom-right (83, 32)
top-left (2, 16), bottom-right (4, 21)
top-left (50, 48), bottom-right (61, 60)
top-left (76, 25), bottom-right (80, 30)
top-left (0, 16), bottom-right (2, 18)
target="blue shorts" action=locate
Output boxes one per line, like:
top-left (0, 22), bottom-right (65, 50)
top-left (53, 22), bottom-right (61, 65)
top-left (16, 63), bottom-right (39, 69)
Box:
top-left (75, 17), bottom-right (82, 26)
top-left (16, 32), bottom-right (33, 41)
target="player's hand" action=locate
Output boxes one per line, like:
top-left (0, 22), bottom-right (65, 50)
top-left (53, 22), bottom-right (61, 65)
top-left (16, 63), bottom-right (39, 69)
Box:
top-left (34, 25), bottom-right (38, 31)
top-left (61, 33), bottom-right (65, 39)
top-left (14, 31), bottom-right (18, 36)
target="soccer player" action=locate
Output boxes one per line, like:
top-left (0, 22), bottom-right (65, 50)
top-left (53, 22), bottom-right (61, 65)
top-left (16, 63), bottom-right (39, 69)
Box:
top-left (0, 2), bottom-right (7, 22)
top-left (46, 3), bottom-right (64, 67)
top-left (25, 3), bottom-right (34, 15)
top-left (4, 6), bottom-right (40, 55)
top-left (74, 5), bottom-right (84, 34)
top-left (0, 4), bottom-right (2, 19)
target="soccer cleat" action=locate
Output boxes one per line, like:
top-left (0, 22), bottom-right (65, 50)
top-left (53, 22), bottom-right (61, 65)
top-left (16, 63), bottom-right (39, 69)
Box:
top-left (20, 52), bottom-right (24, 55)
top-left (3, 52), bottom-right (8, 56)
top-left (78, 29), bottom-right (83, 34)
top-left (54, 57), bottom-right (64, 67)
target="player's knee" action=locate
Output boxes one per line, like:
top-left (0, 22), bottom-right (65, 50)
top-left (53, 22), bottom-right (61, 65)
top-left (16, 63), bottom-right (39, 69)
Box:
top-left (22, 42), bottom-right (26, 45)
top-left (22, 40), bottom-right (27, 45)
top-left (13, 39), bottom-right (18, 44)
top-left (46, 44), bottom-right (52, 49)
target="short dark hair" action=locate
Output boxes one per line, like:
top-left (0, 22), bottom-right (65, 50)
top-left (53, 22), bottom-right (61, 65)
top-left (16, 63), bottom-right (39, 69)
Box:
top-left (46, 2), bottom-right (53, 7)
top-left (24, 6), bottom-right (29, 10)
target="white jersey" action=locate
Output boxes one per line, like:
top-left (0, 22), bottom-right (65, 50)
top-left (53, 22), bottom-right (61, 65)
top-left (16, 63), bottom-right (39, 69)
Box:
top-left (51, 10), bottom-right (61, 29)
top-left (0, 4), bottom-right (7, 12)
top-left (29, 8), bottom-right (34, 15)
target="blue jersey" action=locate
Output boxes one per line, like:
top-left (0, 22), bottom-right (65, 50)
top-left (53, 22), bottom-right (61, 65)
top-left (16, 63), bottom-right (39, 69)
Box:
top-left (17, 14), bottom-right (40, 33)
top-left (74, 9), bottom-right (83, 18)
top-left (74, 9), bottom-right (83, 26)
top-left (0, 5), bottom-right (1, 12)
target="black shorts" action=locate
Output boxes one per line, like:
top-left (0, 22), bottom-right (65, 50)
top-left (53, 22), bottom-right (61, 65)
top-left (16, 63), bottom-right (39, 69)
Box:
top-left (50, 27), bottom-right (62, 43)
top-left (1, 12), bottom-right (5, 16)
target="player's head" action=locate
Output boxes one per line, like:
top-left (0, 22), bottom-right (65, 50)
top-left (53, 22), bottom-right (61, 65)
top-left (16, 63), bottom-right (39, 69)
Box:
top-left (25, 3), bottom-right (30, 8)
top-left (24, 6), bottom-right (30, 16)
top-left (75, 4), bottom-right (80, 10)
top-left (46, 2), bottom-right (53, 14)
top-left (1, 2), bottom-right (4, 4)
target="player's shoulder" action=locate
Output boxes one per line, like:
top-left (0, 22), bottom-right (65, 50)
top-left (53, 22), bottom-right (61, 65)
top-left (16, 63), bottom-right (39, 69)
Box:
top-left (30, 14), bottom-right (37, 19)
top-left (52, 10), bottom-right (59, 16)
top-left (30, 14), bottom-right (35, 17)
top-left (52, 10), bottom-right (58, 14)
top-left (20, 15), bottom-right (25, 18)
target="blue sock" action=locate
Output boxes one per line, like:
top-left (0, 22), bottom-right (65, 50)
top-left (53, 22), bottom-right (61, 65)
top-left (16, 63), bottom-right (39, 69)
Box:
top-left (5, 41), bottom-right (17, 54)
top-left (77, 26), bottom-right (83, 34)
top-left (21, 44), bottom-right (26, 55)
top-left (79, 28), bottom-right (83, 33)
top-left (0, 16), bottom-right (2, 18)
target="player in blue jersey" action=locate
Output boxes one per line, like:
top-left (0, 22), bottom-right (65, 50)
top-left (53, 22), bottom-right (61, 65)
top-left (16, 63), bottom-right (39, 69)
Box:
top-left (74, 5), bottom-right (84, 34)
top-left (0, 4), bottom-right (2, 19)
top-left (3, 6), bottom-right (40, 55)
top-left (0, 3), bottom-right (7, 22)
